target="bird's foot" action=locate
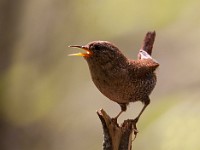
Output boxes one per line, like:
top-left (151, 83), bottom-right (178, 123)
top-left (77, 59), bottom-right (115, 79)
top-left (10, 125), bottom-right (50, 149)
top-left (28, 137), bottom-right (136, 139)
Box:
top-left (132, 118), bottom-right (139, 140)
top-left (111, 111), bottom-right (123, 125)
top-left (111, 117), bottom-right (118, 125)
top-left (133, 117), bottom-right (139, 124)
top-left (132, 127), bottom-right (139, 141)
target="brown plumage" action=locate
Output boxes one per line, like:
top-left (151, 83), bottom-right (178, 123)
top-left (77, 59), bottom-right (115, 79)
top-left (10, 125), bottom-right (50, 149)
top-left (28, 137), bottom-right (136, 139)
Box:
top-left (69, 40), bottom-right (159, 121)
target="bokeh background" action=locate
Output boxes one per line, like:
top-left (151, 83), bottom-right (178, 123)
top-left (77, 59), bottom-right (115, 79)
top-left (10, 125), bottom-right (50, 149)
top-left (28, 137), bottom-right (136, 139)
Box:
top-left (1, 0), bottom-right (200, 150)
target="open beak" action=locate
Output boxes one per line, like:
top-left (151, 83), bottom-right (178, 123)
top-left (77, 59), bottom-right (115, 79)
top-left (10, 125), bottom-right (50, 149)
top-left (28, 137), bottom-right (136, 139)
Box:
top-left (68, 45), bottom-right (92, 57)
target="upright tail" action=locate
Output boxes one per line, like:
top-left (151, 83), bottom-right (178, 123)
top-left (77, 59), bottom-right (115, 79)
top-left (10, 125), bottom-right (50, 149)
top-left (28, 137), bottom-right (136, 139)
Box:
top-left (138, 31), bottom-right (156, 59)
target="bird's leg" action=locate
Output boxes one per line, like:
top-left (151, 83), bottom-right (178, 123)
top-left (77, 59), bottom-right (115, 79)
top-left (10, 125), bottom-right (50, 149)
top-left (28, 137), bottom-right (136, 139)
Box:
top-left (113, 103), bottom-right (127, 120)
top-left (134, 97), bottom-right (150, 123)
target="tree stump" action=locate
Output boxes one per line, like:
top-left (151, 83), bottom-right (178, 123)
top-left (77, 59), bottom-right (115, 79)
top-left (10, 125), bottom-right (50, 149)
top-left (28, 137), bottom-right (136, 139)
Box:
top-left (97, 109), bottom-right (138, 150)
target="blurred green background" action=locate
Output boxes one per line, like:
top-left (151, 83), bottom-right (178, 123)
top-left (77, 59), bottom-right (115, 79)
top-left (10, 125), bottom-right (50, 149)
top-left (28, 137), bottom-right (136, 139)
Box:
top-left (1, 0), bottom-right (200, 150)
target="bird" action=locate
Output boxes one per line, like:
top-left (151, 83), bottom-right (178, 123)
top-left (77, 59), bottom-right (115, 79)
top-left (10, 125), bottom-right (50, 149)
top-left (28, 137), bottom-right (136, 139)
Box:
top-left (68, 38), bottom-right (159, 122)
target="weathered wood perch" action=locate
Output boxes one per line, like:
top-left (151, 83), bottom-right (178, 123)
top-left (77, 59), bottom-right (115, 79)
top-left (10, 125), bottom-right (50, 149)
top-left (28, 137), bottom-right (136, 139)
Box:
top-left (97, 31), bottom-right (156, 150)
top-left (97, 109), bottom-right (138, 150)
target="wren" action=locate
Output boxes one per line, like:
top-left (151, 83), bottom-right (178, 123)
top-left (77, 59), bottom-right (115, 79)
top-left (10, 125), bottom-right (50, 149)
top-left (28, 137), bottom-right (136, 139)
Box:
top-left (69, 39), bottom-right (159, 122)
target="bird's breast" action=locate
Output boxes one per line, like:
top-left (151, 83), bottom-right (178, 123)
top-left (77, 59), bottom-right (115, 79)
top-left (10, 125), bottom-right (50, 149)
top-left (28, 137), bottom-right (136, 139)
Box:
top-left (88, 63), bottom-right (130, 103)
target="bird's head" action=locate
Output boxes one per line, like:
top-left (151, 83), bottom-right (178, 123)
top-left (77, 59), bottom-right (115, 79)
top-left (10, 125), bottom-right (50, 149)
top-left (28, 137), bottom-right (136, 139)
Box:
top-left (69, 41), bottom-right (126, 64)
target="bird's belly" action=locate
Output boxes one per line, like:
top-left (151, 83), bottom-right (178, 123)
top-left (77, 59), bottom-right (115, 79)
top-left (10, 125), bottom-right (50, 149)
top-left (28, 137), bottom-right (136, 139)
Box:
top-left (94, 82), bottom-right (130, 103)
top-left (92, 75), bottom-right (156, 104)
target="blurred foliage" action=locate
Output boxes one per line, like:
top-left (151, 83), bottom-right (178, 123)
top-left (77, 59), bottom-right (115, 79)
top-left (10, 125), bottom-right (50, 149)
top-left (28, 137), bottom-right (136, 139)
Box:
top-left (0, 0), bottom-right (200, 150)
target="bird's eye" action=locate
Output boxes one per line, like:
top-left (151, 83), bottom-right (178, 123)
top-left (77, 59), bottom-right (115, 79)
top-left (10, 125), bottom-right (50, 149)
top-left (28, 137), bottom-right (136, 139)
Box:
top-left (93, 45), bottom-right (100, 50)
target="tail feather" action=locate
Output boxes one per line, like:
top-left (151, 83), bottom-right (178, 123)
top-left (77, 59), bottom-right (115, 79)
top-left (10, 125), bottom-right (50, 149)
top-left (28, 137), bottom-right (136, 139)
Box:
top-left (138, 31), bottom-right (156, 59)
